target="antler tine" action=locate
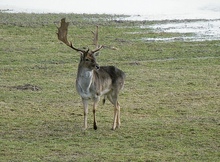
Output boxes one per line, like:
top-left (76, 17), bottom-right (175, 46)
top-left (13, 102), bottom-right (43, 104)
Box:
top-left (92, 25), bottom-right (99, 48)
top-left (57, 18), bottom-right (86, 53)
top-left (91, 25), bottom-right (103, 53)
top-left (92, 45), bottom-right (103, 53)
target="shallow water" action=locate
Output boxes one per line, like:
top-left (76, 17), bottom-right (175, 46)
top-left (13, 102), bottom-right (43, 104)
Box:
top-left (142, 20), bottom-right (220, 42)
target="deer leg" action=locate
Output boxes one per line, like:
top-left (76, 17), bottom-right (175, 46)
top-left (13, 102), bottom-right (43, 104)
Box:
top-left (82, 99), bottom-right (88, 130)
top-left (116, 102), bottom-right (121, 128)
top-left (112, 101), bottom-right (121, 130)
top-left (93, 100), bottom-right (98, 130)
top-left (112, 103), bottom-right (120, 130)
top-left (112, 106), bottom-right (117, 130)
top-left (107, 94), bottom-right (120, 130)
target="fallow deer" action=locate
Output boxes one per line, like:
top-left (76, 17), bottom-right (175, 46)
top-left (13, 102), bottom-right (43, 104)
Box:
top-left (57, 18), bottom-right (125, 130)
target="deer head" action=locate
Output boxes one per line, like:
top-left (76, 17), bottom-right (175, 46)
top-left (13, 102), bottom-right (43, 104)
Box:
top-left (57, 18), bottom-right (102, 70)
top-left (78, 49), bottom-right (101, 70)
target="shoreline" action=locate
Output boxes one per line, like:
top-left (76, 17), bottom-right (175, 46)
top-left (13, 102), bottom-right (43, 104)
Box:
top-left (1, 10), bottom-right (220, 21)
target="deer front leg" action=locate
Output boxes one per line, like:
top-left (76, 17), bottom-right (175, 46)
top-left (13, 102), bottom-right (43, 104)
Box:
top-left (82, 99), bottom-right (88, 130)
top-left (93, 101), bottom-right (98, 130)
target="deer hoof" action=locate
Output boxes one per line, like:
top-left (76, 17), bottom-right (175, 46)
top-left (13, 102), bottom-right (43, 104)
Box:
top-left (94, 123), bottom-right (97, 130)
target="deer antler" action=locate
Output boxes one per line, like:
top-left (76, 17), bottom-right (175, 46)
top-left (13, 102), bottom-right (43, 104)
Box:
top-left (92, 25), bottom-right (118, 51)
top-left (91, 25), bottom-right (103, 53)
top-left (57, 18), bottom-right (103, 53)
top-left (92, 26), bottom-right (99, 48)
top-left (57, 18), bottom-right (86, 53)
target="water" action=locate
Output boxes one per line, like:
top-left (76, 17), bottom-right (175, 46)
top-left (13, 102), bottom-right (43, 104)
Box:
top-left (142, 20), bottom-right (220, 42)
top-left (1, 0), bottom-right (220, 41)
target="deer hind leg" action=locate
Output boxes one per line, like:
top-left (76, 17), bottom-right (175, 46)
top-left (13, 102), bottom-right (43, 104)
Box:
top-left (107, 94), bottom-right (120, 130)
top-left (82, 99), bottom-right (88, 130)
top-left (116, 102), bottom-right (121, 128)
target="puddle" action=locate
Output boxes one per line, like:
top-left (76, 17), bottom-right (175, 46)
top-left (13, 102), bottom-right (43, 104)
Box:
top-left (142, 20), bottom-right (220, 42)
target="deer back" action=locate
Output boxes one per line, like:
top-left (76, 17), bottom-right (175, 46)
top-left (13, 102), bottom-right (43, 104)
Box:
top-left (95, 66), bottom-right (125, 92)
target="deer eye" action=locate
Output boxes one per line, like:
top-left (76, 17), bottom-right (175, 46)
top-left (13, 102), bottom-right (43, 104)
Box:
top-left (85, 58), bottom-right (90, 62)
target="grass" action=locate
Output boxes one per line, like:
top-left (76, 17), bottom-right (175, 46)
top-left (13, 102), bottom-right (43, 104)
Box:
top-left (0, 12), bottom-right (220, 161)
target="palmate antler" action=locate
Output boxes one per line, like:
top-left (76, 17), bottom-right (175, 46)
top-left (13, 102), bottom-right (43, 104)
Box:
top-left (57, 18), bottom-right (102, 53)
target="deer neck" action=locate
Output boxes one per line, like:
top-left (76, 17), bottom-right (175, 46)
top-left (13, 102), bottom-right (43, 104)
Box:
top-left (76, 67), bottom-right (94, 98)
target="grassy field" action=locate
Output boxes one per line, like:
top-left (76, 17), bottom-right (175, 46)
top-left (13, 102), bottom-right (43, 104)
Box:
top-left (0, 12), bottom-right (220, 161)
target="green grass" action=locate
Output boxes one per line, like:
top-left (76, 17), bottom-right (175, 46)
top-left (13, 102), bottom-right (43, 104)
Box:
top-left (0, 12), bottom-right (220, 161)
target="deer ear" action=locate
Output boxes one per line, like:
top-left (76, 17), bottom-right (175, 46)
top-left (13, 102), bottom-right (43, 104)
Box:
top-left (79, 51), bottom-right (84, 56)
top-left (79, 52), bottom-right (83, 61)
